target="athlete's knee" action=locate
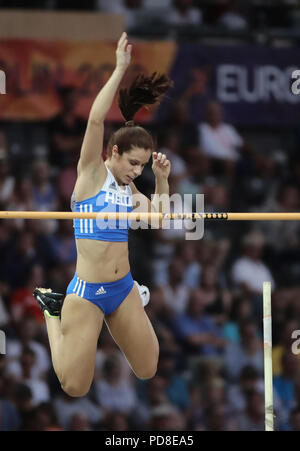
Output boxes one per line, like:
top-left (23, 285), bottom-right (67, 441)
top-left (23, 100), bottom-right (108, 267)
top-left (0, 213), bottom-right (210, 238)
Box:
top-left (61, 381), bottom-right (90, 398)
top-left (60, 375), bottom-right (91, 398)
top-left (135, 360), bottom-right (158, 380)
top-left (135, 344), bottom-right (159, 380)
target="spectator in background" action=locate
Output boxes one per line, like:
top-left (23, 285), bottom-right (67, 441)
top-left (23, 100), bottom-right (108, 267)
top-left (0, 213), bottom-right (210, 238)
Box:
top-left (21, 218), bottom-right (59, 273)
top-left (94, 325), bottom-right (132, 383)
top-left (203, 183), bottom-right (231, 215)
top-left (202, 376), bottom-right (239, 430)
top-left (197, 237), bottom-right (230, 271)
top-left (235, 153), bottom-right (278, 211)
top-left (156, 129), bottom-right (188, 182)
top-left (133, 376), bottom-right (170, 428)
top-left (231, 230), bottom-right (275, 296)
top-left (31, 159), bottom-right (58, 212)
top-left (149, 402), bottom-right (186, 431)
top-left (7, 177), bottom-right (35, 231)
top-left (161, 100), bottom-right (199, 151)
top-left (174, 241), bottom-right (202, 289)
top-left (6, 315), bottom-right (50, 381)
top-left (271, 288), bottom-right (293, 346)
top-left (9, 263), bottom-right (46, 324)
top-left (53, 390), bottom-right (103, 431)
top-left (0, 372), bottom-right (21, 431)
top-left (11, 382), bottom-right (35, 430)
top-left (199, 264), bottom-right (232, 326)
top-left (48, 85), bottom-right (85, 170)
top-left (258, 183), bottom-right (300, 284)
top-left (217, 0), bottom-right (249, 30)
top-left (28, 402), bottom-right (63, 431)
top-left (227, 365), bottom-right (265, 414)
top-left (167, 0), bottom-right (202, 26)
top-left (57, 162), bottom-right (77, 210)
top-left (156, 349), bottom-right (190, 412)
top-left (157, 258), bottom-right (190, 316)
top-left (152, 174), bottom-right (195, 254)
top-left (237, 390), bottom-right (265, 431)
top-left (18, 346), bottom-right (50, 406)
top-left (205, 403), bottom-right (239, 431)
top-left (95, 354), bottom-right (137, 416)
top-left (227, 364), bottom-right (282, 425)
top-left (31, 158), bottom-right (58, 234)
top-left (181, 149), bottom-right (210, 200)
top-left (259, 183), bottom-right (300, 249)
top-left (222, 296), bottom-right (255, 343)
top-left (151, 176), bottom-right (197, 283)
top-left (224, 318), bottom-right (264, 382)
top-left (201, 376), bottom-right (228, 412)
top-left (188, 384), bottom-right (205, 430)
top-left (2, 230), bottom-right (40, 289)
top-left (274, 350), bottom-right (300, 428)
top-left (173, 288), bottom-right (226, 358)
top-left (198, 100), bottom-right (244, 178)
top-left (47, 219), bottom-right (77, 266)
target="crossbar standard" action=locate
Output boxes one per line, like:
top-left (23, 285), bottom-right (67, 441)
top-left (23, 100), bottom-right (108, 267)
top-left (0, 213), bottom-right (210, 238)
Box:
top-left (263, 281), bottom-right (274, 431)
top-left (1, 211), bottom-right (300, 220)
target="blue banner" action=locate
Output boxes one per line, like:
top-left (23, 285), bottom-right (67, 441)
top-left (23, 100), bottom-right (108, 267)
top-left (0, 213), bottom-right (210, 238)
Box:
top-left (158, 44), bottom-right (300, 126)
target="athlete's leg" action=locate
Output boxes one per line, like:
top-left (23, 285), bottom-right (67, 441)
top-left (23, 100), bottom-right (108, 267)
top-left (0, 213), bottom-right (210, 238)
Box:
top-left (104, 284), bottom-right (159, 380)
top-left (44, 293), bottom-right (104, 397)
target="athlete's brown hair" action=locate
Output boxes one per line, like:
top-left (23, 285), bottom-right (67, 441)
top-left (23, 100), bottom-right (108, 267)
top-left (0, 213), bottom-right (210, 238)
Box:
top-left (106, 72), bottom-right (173, 157)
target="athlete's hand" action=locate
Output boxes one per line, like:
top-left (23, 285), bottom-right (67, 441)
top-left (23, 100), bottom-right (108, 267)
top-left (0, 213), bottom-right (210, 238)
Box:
top-left (152, 152), bottom-right (171, 180)
top-left (115, 32), bottom-right (132, 73)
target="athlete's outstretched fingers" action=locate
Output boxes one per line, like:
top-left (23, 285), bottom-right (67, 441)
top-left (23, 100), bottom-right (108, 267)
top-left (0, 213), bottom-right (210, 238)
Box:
top-left (118, 31), bottom-right (127, 45)
top-left (118, 32), bottom-right (127, 50)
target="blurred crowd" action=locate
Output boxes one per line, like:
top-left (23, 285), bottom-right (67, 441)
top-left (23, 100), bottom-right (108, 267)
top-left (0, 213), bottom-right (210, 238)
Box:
top-left (1, 67), bottom-right (300, 431)
top-left (0, 0), bottom-right (299, 35)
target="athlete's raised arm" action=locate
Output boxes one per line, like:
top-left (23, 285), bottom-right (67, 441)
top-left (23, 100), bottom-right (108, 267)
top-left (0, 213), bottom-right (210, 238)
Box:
top-left (78, 32), bottom-right (132, 173)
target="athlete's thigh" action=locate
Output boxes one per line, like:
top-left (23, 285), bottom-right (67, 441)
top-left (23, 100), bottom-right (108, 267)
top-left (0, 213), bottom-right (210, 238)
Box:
top-left (104, 285), bottom-right (159, 378)
top-left (60, 294), bottom-right (104, 376)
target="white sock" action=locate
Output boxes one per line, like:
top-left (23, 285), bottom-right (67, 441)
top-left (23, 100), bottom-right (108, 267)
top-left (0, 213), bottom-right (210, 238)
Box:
top-left (134, 281), bottom-right (150, 307)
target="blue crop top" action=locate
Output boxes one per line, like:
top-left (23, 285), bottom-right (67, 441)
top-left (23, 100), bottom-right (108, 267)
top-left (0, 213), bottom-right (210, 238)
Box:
top-left (71, 165), bottom-right (133, 242)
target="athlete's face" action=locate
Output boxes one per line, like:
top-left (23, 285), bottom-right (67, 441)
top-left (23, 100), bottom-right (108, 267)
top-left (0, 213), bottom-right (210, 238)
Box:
top-left (112, 145), bottom-right (152, 185)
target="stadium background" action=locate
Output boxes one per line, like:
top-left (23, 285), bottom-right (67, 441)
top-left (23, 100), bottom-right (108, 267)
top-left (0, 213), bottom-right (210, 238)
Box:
top-left (1, 0), bottom-right (300, 431)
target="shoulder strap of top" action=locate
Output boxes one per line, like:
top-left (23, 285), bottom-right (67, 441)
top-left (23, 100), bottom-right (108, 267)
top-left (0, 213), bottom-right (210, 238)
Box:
top-left (71, 166), bottom-right (111, 207)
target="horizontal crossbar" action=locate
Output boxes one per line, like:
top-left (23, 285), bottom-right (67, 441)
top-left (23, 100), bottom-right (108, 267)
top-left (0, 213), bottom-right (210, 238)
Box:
top-left (0, 211), bottom-right (300, 221)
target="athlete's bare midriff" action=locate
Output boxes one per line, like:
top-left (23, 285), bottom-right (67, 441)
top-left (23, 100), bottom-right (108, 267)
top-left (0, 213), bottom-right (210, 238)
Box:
top-left (75, 239), bottom-right (130, 283)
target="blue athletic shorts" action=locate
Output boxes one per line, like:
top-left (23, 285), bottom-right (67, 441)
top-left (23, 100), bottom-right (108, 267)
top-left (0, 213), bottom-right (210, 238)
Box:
top-left (66, 271), bottom-right (134, 315)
